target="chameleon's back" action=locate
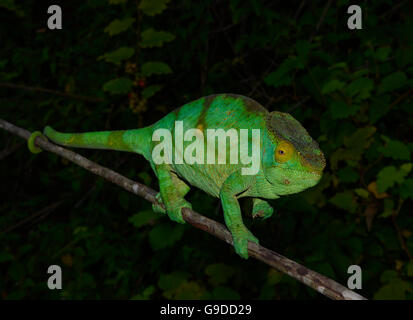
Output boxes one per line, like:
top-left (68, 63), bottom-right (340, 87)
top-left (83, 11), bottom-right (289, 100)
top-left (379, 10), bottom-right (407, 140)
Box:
top-left (150, 94), bottom-right (269, 197)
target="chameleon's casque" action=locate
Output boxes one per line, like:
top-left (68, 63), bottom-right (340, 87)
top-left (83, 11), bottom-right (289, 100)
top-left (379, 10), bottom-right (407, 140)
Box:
top-left (40, 94), bottom-right (325, 258)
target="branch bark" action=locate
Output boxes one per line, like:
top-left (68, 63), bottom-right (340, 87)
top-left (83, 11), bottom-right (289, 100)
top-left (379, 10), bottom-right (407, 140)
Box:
top-left (0, 118), bottom-right (367, 300)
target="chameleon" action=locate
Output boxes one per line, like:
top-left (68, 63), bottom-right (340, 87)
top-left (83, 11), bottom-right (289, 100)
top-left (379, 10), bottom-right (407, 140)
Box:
top-left (28, 94), bottom-right (326, 259)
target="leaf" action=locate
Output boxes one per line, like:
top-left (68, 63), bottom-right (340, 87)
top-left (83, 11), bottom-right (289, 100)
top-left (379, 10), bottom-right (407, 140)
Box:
top-left (140, 28), bottom-right (175, 48)
top-left (329, 191), bottom-right (357, 213)
top-left (118, 192), bottom-right (129, 211)
top-left (407, 261), bottom-right (413, 277)
top-left (329, 100), bottom-right (360, 119)
top-left (128, 210), bottom-right (158, 229)
top-left (345, 77), bottom-right (373, 101)
top-left (0, 71), bottom-right (19, 81)
top-left (378, 71), bottom-right (407, 94)
top-left (399, 178), bottom-right (413, 200)
top-left (401, 163), bottom-right (413, 173)
top-left (330, 127), bottom-right (376, 169)
top-left (374, 279), bottom-right (411, 300)
top-left (344, 126), bottom-right (376, 148)
top-left (104, 18), bottom-right (135, 36)
top-left (380, 198), bottom-right (394, 218)
top-left (205, 263), bottom-right (235, 285)
top-left (61, 254), bottom-right (73, 267)
top-left (0, 252), bottom-right (14, 263)
top-left (378, 135), bottom-right (411, 160)
top-left (267, 269), bottom-right (283, 285)
top-left (211, 286), bottom-right (241, 300)
top-left (337, 167), bottom-right (359, 183)
top-left (131, 285), bottom-right (155, 300)
top-left (158, 271), bottom-right (204, 299)
top-left (109, 0), bottom-right (128, 4)
top-left (158, 271), bottom-right (188, 291)
top-left (380, 270), bottom-right (398, 283)
top-left (354, 188), bottom-right (369, 199)
top-left (321, 79), bottom-right (345, 94)
top-left (149, 223), bottom-right (184, 250)
top-left (264, 57), bottom-right (298, 88)
top-left (0, 0), bottom-right (24, 16)
top-left (369, 95), bottom-right (391, 123)
top-left (351, 69), bottom-right (369, 79)
top-left (375, 47), bottom-right (391, 62)
top-left (295, 40), bottom-right (310, 67)
top-left (102, 77), bottom-right (133, 95)
top-left (141, 61), bottom-right (172, 77)
top-left (329, 62), bottom-right (347, 70)
top-left (376, 165), bottom-right (410, 193)
top-left (99, 47), bottom-right (135, 65)
top-left (173, 281), bottom-right (204, 300)
top-left (141, 84), bottom-right (162, 99)
top-left (314, 262), bottom-right (336, 279)
top-left (367, 181), bottom-right (389, 199)
top-left (139, 0), bottom-right (170, 16)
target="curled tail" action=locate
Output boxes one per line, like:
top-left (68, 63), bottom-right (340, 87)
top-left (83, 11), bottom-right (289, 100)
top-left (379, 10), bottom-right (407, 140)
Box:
top-left (43, 126), bottom-right (152, 157)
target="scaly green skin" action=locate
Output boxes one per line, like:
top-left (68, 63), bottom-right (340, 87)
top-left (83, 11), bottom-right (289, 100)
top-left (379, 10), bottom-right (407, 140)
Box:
top-left (35, 94), bottom-right (326, 259)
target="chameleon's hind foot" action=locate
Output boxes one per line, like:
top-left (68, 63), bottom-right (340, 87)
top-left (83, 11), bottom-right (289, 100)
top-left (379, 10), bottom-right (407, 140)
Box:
top-left (252, 198), bottom-right (274, 219)
top-left (27, 131), bottom-right (45, 154)
top-left (232, 227), bottom-right (259, 259)
top-left (152, 193), bottom-right (166, 214)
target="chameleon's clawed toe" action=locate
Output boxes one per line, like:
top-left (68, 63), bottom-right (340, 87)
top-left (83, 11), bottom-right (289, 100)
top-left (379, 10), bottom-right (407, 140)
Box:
top-left (152, 193), bottom-right (166, 214)
top-left (232, 228), bottom-right (259, 259)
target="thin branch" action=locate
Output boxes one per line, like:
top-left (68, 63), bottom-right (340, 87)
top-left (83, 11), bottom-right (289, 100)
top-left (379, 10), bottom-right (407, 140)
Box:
top-left (388, 87), bottom-right (413, 112)
top-left (392, 198), bottom-right (412, 261)
top-left (0, 118), bottom-right (367, 300)
top-left (286, 95), bottom-right (311, 113)
top-left (0, 139), bottom-right (23, 160)
top-left (0, 82), bottom-right (104, 103)
top-left (0, 200), bottom-right (64, 234)
top-left (308, 0), bottom-right (333, 43)
top-left (293, 0), bottom-right (307, 20)
top-left (378, 0), bottom-right (407, 19)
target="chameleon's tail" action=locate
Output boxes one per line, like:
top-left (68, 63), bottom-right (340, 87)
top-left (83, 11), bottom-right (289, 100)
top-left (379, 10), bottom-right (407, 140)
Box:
top-left (43, 126), bottom-right (152, 157)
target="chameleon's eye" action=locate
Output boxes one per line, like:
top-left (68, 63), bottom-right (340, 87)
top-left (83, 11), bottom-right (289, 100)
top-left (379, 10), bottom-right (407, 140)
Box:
top-left (275, 141), bottom-right (294, 163)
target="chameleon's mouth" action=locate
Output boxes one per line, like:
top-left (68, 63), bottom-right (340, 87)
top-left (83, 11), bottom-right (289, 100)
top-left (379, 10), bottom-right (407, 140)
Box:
top-left (271, 165), bottom-right (323, 177)
top-left (267, 165), bottom-right (322, 189)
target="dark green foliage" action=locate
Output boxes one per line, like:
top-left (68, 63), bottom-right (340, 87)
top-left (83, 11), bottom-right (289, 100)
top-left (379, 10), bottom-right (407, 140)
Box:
top-left (0, 0), bottom-right (412, 300)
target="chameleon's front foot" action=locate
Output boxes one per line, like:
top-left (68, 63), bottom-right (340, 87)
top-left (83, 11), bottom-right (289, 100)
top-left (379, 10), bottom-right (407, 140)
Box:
top-left (231, 227), bottom-right (259, 259)
top-left (166, 198), bottom-right (192, 224)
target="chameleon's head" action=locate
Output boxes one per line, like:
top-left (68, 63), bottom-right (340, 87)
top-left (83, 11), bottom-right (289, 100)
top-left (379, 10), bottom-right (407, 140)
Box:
top-left (262, 111), bottom-right (326, 196)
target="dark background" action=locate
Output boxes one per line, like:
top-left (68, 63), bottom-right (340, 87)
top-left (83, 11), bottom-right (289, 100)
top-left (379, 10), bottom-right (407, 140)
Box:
top-left (0, 0), bottom-right (412, 300)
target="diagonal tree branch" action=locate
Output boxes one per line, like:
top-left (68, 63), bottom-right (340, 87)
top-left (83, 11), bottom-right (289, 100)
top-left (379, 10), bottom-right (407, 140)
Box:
top-left (0, 82), bottom-right (104, 103)
top-left (0, 118), bottom-right (367, 300)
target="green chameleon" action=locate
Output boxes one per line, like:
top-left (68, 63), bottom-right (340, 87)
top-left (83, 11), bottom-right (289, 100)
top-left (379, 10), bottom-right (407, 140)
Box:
top-left (28, 94), bottom-right (325, 259)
